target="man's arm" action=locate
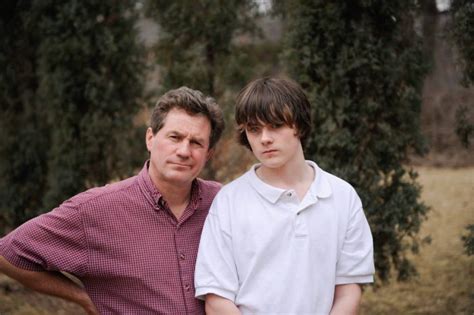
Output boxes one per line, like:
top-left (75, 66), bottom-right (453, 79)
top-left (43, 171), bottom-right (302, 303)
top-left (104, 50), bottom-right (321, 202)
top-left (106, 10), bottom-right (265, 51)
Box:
top-left (205, 294), bottom-right (241, 315)
top-left (329, 283), bottom-right (362, 315)
top-left (0, 256), bottom-right (98, 315)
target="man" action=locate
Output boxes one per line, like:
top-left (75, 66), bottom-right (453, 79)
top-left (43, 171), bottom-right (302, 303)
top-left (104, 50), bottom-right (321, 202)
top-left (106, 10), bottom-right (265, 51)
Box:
top-left (0, 87), bottom-right (224, 314)
top-left (195, 77), bottom-right (375, 315)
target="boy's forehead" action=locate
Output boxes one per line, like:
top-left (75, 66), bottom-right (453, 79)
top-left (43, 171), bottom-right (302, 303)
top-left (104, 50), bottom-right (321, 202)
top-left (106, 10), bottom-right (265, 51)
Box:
top-left (244, 115), bottom-right (285, 126)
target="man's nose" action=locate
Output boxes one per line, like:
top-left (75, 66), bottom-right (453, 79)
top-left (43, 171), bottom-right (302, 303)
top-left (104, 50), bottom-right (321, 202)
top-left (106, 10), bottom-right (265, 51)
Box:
top-left (176, 141), bottom-right (191, 157)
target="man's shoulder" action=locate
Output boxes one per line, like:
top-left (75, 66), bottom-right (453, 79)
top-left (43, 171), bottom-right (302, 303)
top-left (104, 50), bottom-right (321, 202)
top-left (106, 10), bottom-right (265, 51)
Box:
top-left (66, 175), bottom-right (139, 208)
top-left (196, 178), bottom-right (223, 198)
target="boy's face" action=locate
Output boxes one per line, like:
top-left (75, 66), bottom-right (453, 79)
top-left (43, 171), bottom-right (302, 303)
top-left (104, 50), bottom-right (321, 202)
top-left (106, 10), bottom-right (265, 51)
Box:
top-left (245, 123), bottom-right (303, 170)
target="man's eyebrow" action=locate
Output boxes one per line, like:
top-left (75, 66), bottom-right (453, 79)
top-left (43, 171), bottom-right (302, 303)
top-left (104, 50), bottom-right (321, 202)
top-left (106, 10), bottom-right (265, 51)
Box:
top-left (190, 135), bottom-right (206, 143)
top-left (166, 130), bottom-right (183, 136)
top-left (167, 130), bottom-right (207, 143)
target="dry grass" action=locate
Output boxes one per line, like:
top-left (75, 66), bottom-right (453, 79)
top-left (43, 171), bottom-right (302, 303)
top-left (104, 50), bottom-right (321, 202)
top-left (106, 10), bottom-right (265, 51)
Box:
top-left (361, 167), bottom-right (474, 315)
top-left (0, 167), bottom-right (472, 314)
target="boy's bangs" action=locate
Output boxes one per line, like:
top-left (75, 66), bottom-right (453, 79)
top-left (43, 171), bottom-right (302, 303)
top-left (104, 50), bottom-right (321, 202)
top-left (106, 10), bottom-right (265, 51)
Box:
top-left (240, 99), bottom-right (294, 128)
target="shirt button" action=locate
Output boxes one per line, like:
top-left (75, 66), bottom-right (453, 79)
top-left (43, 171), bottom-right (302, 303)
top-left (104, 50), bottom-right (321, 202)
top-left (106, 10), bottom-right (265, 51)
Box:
top-left (184, 284), bottom-right (190, 291)
top-left (287, 192), bottom-right (292, 197)
top-left (179, 253), bottom-right (186, 260)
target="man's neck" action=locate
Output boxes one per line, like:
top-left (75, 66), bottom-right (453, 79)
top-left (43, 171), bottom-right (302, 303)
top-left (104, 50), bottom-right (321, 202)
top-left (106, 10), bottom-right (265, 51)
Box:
top-left (149, 173), bottom-right (193, 219)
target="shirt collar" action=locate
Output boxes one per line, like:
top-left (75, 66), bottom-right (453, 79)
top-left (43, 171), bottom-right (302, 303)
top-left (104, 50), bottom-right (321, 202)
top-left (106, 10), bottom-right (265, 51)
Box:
top-left (246, 161), bottom-right (332, 204)
top-left (138, 160), bottom-right (200, 210)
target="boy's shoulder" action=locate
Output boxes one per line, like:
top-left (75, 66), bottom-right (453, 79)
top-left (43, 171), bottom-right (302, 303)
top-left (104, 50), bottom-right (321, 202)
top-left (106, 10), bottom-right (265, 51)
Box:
top-left (307, 160), bottom-right (358, 197)
top-left (219, 169), bottom-right (253, 194)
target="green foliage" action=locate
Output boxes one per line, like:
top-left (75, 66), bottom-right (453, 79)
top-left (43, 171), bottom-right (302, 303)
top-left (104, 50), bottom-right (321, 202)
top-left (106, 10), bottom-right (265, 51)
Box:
top-left (36, 0), bottom-right (146, 208)
top-left (281, 0), bottom-right (429, 282)
top-left (0, 1), bottom-right (49, 230)
top-left (451, 0), bottom-right (474, 86)
top-left (0, 0), bottom-right (146, 230)
top-left (455, 105), bottom-right (474, 148)
top-left (451, 0), bottom-right (474, 150)
top-left (461, 224), bottom-right (474, 256)
top-left (146, 0), bottom-right (260, 98)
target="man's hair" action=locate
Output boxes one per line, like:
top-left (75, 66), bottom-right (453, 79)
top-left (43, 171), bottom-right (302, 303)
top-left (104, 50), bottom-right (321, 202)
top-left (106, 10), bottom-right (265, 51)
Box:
top-left (150, 87), bottom-right (225, 150)
top-left (235, 77), bottom-right (312, 150)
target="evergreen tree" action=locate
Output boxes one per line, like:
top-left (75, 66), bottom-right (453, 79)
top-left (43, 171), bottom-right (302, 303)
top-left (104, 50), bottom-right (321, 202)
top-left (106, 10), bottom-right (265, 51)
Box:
top-left (451, 0), bottom-right (474, 148)
top-left (451, 0), bottom-right (474, 254)
top-left (281, 0), bottom-right (429, 281)
top-left (146, 0), bottom-right (259, 98)
top-left (0, 1), bottom-right (48, 231)
top-left (0, 0), bottom-right (146, 230)
top-left (36, 0), bottom-right (146, 209)
top-left (451, 0), bottom-right (474, 87)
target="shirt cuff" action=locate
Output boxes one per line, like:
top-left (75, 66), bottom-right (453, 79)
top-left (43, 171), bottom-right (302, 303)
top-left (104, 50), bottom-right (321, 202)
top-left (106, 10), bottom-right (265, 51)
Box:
top-left (0, 237), bottom-right (44, 271)
top-left (335, 275), bottom-right (374, 285)
top-left (195, 286), bottom-right (236, 302)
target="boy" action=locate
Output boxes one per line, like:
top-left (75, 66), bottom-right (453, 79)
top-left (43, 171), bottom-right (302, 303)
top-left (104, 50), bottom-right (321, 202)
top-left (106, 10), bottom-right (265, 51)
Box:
top-left (194, 77), bottom-right (374, 315)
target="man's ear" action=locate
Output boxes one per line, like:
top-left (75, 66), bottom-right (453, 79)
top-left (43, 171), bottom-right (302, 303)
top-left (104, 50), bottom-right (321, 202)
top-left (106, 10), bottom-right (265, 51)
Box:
top-left (145, 127), bottom-right (154, 152)
top-left (206, 148), bottom-right (215, 161)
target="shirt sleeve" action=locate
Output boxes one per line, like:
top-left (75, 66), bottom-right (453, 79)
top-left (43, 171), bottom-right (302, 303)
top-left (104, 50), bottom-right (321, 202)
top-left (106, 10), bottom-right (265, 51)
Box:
top-left (335, 193), bottom-right (375, 285)
top-left (194, 192), bottom-right (239, 302)
top-left (0, 198), bottom-right (89, 277)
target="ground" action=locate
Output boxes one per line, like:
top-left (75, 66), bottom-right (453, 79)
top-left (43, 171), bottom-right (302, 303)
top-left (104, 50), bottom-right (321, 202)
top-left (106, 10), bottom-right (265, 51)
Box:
top-left (0, 167), bottom-right (473, 314)
top-left (360, 167), bottom-right (474, 315)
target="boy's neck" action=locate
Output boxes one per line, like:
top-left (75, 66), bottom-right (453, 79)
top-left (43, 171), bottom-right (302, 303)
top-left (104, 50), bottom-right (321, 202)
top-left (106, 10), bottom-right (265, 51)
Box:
top-left (256, 155), bottom-right (314, 200)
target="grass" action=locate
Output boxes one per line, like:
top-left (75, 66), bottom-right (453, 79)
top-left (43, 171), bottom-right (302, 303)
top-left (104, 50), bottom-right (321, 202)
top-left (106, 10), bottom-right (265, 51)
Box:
top-left (0, 167), bottom-right (473, 314)
top-left (360, 167), bottom-right (474, 315)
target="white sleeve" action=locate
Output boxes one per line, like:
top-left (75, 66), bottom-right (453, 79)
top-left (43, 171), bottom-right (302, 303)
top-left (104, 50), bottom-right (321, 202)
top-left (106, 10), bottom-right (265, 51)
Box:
top-left (194, 192), bottom-right (239, 301)
top-left (335, 194), bottom-right (375, 284)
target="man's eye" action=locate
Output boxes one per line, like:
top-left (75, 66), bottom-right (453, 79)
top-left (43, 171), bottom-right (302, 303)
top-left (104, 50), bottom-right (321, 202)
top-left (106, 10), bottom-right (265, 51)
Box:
top-left (191, 140), bottom-right (203, 147)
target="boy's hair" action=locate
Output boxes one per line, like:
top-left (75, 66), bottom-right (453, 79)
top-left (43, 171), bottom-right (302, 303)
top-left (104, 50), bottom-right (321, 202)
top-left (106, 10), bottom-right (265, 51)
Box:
top-left (150, 86), bottom-right (225, 149)
top-left (235, 77), bottom-right (312, 150)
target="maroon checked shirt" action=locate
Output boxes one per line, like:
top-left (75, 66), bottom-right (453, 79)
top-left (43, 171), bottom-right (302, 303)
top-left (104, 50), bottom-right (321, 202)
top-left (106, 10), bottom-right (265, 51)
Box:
top-left (0, 161), bottom-right (221, 314)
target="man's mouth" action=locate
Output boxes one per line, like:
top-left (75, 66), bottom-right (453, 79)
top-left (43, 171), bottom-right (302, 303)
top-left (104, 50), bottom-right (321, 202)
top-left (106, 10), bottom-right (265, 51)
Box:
top-left (170, 162), bottom-right (192, 168)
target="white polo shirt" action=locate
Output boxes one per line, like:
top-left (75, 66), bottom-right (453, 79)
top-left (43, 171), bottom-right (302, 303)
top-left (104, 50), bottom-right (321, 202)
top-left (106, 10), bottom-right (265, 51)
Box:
top-left (195, 161), bottom-right (374, 315)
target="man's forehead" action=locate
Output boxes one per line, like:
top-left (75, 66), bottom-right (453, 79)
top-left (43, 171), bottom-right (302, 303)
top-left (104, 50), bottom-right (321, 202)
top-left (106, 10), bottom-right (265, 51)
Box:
top-left (161, 110), bottom-right (211, 141)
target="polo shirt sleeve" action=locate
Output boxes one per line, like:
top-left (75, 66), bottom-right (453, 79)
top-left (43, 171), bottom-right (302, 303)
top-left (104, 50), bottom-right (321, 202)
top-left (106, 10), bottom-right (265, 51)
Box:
top-left (335, 193), bottom-right (375, 285)
top-left (0, 199), bottom-right (89, 277)
top-left (194, 192), bottom-right (239, 302)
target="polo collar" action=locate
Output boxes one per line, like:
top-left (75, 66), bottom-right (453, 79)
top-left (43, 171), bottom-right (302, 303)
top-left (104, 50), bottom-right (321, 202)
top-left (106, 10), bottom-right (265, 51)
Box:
top-left (246, 161), bottom-right (332, 204)
top-left (307, 161), bottom-right (332, 199)
top-left (138, 160), bottom-right (200, 210)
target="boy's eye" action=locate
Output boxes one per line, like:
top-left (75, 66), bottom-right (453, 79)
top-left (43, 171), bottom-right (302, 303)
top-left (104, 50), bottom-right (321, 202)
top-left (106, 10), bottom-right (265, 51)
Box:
top-left (247, 126), bottom-right (261, 133)
top-left (270, 123), bottom-right (283, 129)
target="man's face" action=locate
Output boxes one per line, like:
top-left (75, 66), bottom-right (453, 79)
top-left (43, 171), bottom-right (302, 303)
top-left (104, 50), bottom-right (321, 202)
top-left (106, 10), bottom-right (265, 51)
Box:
top-left (146, 108), bottom-right (212, 188)
top-left (245, 123), bottom-right (302, 171)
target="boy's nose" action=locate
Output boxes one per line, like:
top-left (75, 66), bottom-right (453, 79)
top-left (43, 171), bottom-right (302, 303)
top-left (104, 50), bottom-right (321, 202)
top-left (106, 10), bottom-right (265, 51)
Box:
top-left (260, 127), bottom-right (273, 144)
